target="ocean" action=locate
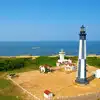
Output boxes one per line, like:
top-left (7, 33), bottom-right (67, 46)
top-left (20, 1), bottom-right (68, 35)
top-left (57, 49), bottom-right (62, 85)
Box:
top-left (0, 41), bottom-right (100, 56)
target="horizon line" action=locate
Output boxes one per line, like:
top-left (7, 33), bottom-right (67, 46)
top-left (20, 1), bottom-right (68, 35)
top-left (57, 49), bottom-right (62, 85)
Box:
top-left (0, 40), bottom-right (100, 42)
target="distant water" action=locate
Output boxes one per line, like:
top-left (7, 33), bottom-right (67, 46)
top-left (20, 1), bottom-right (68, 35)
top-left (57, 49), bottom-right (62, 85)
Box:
top-left (0, 41), bottom-right (100, 56)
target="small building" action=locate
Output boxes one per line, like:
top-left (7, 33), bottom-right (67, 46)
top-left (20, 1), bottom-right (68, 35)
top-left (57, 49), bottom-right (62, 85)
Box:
top-left (95, 69), bottom-right (100, 78)
top-left (64, 64), bottom-right (76, 71)
top-left (44, 90), bottom-right (53, 99)
top-left (39, 65), bottom-right (45, 73)
top-left (39, 65), bottom-right (51, 73)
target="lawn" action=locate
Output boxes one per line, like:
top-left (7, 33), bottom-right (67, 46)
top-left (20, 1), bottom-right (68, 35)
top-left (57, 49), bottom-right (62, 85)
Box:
top-left (87, 57), bottom-right (100, 68)
top-left (0, 96), bottom-right (19, 100)
top-left (0, 79), bottom-right (11, 89)
top-left (0, 73), bottom-right (28, 100)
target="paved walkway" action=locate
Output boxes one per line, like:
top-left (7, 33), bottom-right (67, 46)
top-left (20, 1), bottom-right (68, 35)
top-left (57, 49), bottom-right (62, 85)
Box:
top-left (56, 92), bottom-right (100, 100)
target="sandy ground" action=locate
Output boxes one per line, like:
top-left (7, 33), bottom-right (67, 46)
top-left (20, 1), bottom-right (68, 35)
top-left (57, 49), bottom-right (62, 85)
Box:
top-left (1, 55), bottom-right (100, 58)
top-left (12, 66), bottom-right (100, 99)
top-left (0, 55), bottom-right (39, 59)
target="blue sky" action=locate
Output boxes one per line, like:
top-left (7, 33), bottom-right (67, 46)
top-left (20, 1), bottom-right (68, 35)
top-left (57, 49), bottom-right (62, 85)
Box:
top-left (0, 0), bottom-right (100, 41)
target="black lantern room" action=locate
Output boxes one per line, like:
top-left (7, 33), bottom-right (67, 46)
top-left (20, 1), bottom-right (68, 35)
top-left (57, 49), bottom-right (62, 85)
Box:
top-left (79, 25), bottom-right (86, 40)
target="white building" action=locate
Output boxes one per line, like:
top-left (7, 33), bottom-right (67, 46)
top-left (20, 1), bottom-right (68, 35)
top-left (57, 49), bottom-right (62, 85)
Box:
top-left (58, 49), bottom-right (68, 63)
top-left (39, 65), bottom-right (52, 73)
top-left (44, 90), bottom-right (53, 99)
top-left (39, 66), bottom-right (45, 73)
top-left (64, 64), bottom-right (76, 71)
top-left (95, 69), bottom-right (100, 78)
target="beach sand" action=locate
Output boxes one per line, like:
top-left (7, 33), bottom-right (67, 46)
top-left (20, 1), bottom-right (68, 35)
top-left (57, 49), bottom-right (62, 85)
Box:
top-left (0, 55), bottom-right (39, 60)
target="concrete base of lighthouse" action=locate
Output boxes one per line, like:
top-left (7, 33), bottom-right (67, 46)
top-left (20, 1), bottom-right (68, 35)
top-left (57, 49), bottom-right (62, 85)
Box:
top-left (75, 78), bottom-right (88, 85)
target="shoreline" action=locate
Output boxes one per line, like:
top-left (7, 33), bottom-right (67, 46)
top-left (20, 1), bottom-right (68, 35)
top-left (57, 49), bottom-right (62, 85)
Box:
top-left (0, 55), bottom-right (39, 59)
top-left (0, 54), bottom-right (100, 58)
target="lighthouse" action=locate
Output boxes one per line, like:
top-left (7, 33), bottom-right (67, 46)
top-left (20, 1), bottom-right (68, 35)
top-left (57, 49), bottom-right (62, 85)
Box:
top-left (59, 49), bottom-right (65, 63)
top-left (75, 25), bottom-right (88, 84)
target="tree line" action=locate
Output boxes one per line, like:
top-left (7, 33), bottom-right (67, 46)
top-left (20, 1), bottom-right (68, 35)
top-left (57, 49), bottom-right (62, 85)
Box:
top-left (0, 56), bottom-right (100, 71)
top-left (0, 58), bottom-right (33, 71)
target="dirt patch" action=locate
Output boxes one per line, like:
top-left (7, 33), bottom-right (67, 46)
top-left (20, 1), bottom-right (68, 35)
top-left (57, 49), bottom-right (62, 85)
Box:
top-left (12, 66), bottom-right (100, 99)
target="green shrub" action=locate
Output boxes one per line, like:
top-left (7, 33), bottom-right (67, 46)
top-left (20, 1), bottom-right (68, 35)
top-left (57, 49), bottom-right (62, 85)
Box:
top-left (0, 58), bottom-right (25, 71)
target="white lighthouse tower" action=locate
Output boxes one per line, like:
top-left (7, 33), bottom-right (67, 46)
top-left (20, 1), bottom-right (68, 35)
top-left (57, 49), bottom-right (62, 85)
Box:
top-left (75, 25), bottom-right (88, 84)
top-left (58, 49), bottom-right (65, 63)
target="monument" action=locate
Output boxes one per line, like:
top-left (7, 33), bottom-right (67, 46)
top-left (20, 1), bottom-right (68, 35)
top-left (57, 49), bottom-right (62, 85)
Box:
top-left (75, 25), bottom-right (88, 84)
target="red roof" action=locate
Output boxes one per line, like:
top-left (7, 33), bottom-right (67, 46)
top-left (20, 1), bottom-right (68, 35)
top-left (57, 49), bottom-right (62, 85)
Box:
top-left (44, 90), bottom-right (51, 95)
top-left (44, 64), bottom-right (51, 68)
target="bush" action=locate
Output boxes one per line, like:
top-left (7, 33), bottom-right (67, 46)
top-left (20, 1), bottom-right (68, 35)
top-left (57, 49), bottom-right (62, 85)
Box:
top-left (0, 58), bottom-right (26, 71)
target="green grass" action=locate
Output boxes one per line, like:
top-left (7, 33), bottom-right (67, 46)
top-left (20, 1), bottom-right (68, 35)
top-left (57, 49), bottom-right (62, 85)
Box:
top-left (87, 57), bottom-right (100, 68)
top-left (0, 79), bottom-right (11, 89)
top-left (0, 56), bottom-right (100, 74)
top-left (0, 96), bottom-right (20, 100)
top-left (7, 56), bottom-right (78, 73)
top-left (65, 56), bottom-right (78, 63)
top-left (6, 56), bottom-right (100, 73)
top-left (0, 78), bottom-right (22, 100)
top-left (32, 56), bottom-right (59, 66)
top-left (8, 65), bottom-right (38, 73)
top-left (0, 73), bottom-right (27, 100)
